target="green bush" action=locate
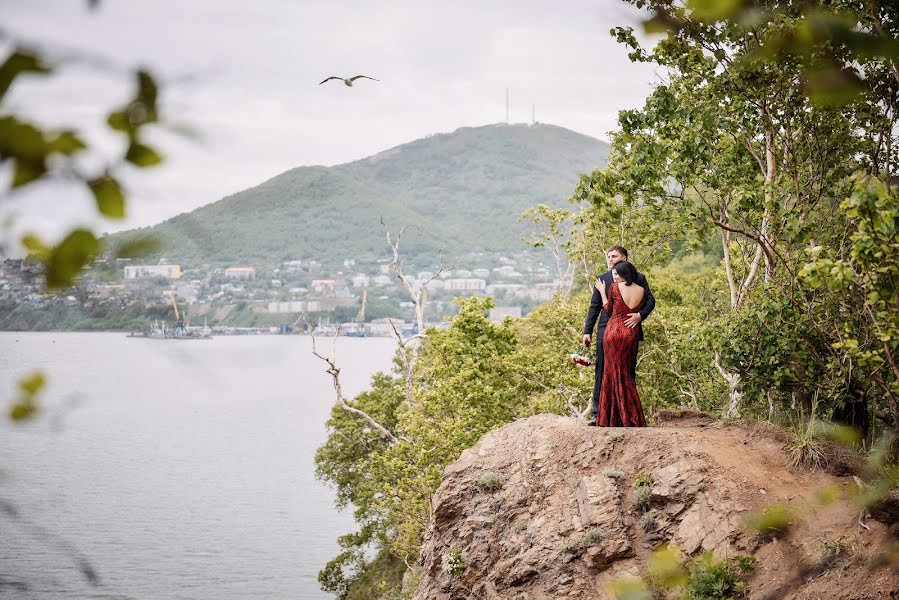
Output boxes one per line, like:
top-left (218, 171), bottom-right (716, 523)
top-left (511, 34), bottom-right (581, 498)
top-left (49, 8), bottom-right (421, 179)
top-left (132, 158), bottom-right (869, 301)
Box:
top-left (684, 553), bottom-right (748, 600)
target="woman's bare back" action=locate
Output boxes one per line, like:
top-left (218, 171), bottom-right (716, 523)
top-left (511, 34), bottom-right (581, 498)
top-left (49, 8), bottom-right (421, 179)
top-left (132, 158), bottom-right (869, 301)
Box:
top-left (617, 282), bottom-right (645, 310)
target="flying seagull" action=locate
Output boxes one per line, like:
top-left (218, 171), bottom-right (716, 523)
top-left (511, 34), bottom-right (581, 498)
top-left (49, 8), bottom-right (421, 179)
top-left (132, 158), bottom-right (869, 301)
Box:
top-left (319, 75), bottom-right (380, 87)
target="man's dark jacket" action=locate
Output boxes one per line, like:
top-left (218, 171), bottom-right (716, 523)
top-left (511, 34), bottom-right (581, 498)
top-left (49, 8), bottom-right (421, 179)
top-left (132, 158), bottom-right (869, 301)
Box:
top-left (583, 270), bottom-right (656, 342)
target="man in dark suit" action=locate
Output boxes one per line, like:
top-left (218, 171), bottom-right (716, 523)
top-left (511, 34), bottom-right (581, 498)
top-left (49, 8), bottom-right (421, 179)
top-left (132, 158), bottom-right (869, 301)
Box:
top-left (582, 245), bottom-right (655, 424)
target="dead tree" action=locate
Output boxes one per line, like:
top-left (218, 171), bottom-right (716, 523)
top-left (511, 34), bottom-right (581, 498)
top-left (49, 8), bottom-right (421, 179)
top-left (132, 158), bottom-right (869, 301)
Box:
top-left (306, 317), bottom-right (405, 444)
top-left (381, 217), bottom-right (451, 407)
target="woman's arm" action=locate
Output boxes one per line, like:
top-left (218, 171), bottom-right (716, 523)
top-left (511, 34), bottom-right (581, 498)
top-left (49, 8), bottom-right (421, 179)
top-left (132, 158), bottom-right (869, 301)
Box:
top-left (597, 280), bottom-right (610, 314)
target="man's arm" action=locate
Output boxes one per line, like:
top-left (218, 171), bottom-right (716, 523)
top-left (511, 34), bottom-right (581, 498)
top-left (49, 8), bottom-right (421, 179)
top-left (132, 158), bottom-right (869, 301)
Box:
top-left (583, 280), bottom-right (603, 342)
top-left (638, 274), bottom-right (655, 322)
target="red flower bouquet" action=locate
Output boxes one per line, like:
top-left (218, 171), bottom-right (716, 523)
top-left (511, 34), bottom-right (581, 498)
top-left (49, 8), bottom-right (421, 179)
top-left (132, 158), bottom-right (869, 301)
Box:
top-left (570, 344), bottom-right (596, 367)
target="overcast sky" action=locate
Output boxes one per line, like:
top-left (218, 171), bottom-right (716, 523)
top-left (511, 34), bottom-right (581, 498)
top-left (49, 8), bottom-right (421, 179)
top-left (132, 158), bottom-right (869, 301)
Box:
top-left (0, 0), bottom-right (658, 251)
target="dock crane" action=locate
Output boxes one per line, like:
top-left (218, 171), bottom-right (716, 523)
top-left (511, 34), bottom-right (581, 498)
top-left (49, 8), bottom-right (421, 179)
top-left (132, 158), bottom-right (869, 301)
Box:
top-left (356, 289), bottom-right (367, 324)
top-left (169, 291), bottom-right (188, 336)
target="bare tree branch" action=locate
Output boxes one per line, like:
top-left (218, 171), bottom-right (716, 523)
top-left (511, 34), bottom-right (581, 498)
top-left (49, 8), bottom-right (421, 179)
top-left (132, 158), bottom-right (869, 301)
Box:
top-left (305, 316), bottom-right (404, 444)
top-left (714, 351), bottom-right (743, 418)
top-left (381, 217), bottom-right (454, 410)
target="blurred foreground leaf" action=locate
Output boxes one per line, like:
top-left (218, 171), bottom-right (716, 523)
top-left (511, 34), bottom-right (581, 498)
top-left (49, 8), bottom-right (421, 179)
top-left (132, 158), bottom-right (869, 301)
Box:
top-left (21, 233), bottom-right (51, 261)
top-left (113, 234), bottom-right (161, 258)
top-left (10, 371), bottom-right (45, 421)
top-left (0, 50), bottom-right (51, 101)
top-left (124, 141), bottom-right (163, 167)
top-left (45, 229), bottom-right (101, 289)
top-left (743, 504), bottom-right (795, 537)
top-left (606, 576), bottom-right (650, 600)
top-left (648, 544), bottom-right (688, 588)
top-left (688, 0), bottom-right (743, 22)
top-left (88, 176), bottom-right (126, 218)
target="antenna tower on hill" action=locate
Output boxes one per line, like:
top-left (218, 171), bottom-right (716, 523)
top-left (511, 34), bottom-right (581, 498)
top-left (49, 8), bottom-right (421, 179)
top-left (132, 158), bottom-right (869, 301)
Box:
top-left (505, 88), bottom-right (509, 123)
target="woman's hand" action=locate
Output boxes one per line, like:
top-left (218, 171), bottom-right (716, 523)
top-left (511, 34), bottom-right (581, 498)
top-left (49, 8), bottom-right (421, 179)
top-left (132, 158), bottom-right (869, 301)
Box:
top-left (596, 278), bottom-right (608, 304)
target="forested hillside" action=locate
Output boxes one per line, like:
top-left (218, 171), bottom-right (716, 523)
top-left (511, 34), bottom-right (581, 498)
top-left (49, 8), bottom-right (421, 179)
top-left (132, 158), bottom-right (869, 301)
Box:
top-left (107, 123), bottom-right (609, 265)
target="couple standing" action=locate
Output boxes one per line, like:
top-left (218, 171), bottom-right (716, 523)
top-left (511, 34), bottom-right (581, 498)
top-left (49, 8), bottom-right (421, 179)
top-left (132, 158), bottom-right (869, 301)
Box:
top-left (582, 246), bottom-right (656, 427)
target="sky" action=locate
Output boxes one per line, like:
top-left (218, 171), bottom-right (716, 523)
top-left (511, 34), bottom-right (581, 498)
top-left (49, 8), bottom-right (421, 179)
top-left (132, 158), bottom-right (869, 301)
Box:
top-left (0, 0), bottom-right (658, 252)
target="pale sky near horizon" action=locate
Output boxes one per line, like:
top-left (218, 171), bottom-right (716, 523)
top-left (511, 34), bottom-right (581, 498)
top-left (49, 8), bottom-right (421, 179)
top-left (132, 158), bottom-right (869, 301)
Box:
top-left (0, 0), bottom-right (658, 253)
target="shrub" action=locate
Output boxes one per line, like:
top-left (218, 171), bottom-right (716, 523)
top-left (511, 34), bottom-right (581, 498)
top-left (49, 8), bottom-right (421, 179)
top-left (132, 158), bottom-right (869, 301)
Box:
top-left (441, 549), bottom-right (465, 577)
top-left (633, 484), bottom-right (652, 511)
top-left (633, 474), bottom-right (654, 512)
top-left (634, 473), bottom-right (654, 488)
top-left (477, 471), bottom-right (504, 492)
top-left (603, 468), bottom-right (625, 479)
top-left (580, 527), bottom-right (605, 547)
top-left (786, 414), bottom-right (827, 470)
top-left (684, 553), bottom-right (748, 599)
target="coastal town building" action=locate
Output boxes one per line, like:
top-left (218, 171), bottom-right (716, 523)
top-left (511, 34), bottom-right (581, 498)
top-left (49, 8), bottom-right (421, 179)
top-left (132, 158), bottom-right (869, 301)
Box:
top-left (267, 300), bottom-right (320, 313)
top-left (224, 267), bottom-right (256, 279)
top-left (124, 264), bottom-right (182, 280)
top-left (443, 278), bottom-right (486, 291)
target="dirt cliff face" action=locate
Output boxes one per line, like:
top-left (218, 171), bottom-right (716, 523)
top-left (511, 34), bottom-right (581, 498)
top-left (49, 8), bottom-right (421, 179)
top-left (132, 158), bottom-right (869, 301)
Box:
top-left (414, 414), bottom-right (898, 599)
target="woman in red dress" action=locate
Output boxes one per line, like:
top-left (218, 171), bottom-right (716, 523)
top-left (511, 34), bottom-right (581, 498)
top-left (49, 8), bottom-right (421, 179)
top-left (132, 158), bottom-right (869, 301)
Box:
top-left (596, 260), bottom-right (647, 427)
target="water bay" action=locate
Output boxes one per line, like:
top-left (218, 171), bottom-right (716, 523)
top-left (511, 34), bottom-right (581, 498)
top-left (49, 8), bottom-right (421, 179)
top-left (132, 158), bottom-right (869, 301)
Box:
top-left (0, 332), bottom-right (396, 600)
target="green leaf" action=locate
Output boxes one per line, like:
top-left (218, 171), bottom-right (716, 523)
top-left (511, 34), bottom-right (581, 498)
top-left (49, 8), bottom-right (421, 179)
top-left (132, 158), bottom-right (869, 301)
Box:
top-left (88, 176), bottom-right (126, 218)
top-left (0, 116), bottom-right (49, 159)
top-left (0, 49), bottom-right (51, 102)
top-left (648, 545), bottom-right (688, 588)
top-left (114, 235), bottom-right (162, 258)
top-left (106, 70), bottom-right (160, 137)
top-left (743, 504), bottom-right (794, 537)
top-left (44, 228), bottom-right (101, 289)
top-left (49, 130), bottom-right (86, 155)
top-left (688, 0), bottom-right (743, 22)
top-left (606, 576), bottom-right (650, 600)
top-left (12, 157), bottom-right (47, 188)
top-left (9, 399), bottom-right (37, 421)
top-left (125, 141), bottom-right (163, 167)
top-left (136, 70), bottom-right (159, 119)
top-left (106, 109), bottom-right (132, 134)
top-left (10, 371), bottom-right (45, 422)
top-left (18, 372), bottom-right (46, 397)
top-left (803, 66), bottom-right (864, 107)
top-left (643, 16), bottom-right (673, 35)
top-left (21, 233), bottom-right (51, 261)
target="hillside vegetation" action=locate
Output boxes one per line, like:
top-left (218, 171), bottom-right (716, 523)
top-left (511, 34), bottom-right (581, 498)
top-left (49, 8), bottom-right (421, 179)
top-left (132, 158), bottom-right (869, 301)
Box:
top-left (107, 123), bottom-right (609, 265)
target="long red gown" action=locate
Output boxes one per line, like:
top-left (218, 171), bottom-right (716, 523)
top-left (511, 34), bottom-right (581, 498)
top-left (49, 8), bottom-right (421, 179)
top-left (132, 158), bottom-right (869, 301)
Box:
top-left (596, 283), bottom-right (647, 427)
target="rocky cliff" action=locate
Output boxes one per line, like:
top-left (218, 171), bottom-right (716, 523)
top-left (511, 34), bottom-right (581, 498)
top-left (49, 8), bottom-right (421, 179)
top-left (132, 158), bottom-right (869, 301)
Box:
top-left (413, 413), bottom-right (898, 599)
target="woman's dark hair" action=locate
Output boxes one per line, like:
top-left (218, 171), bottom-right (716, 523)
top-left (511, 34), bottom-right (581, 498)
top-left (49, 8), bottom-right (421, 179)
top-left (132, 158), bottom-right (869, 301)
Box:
top-left (613, 260), bottom-right (638, 286)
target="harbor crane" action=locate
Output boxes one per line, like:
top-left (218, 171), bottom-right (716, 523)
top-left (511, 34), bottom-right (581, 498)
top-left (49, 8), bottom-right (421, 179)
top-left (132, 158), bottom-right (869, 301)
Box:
top-left (169, 291), bottom-right (188, 335)
top-left (356, 289), bottom-right (367, 323)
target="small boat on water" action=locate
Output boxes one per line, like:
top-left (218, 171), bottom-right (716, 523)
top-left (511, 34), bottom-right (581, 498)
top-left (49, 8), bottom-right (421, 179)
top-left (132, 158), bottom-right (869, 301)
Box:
top-left (127, 293), bottom-right (213, 340)
top-left (127, 319), bottom-right (212, 340)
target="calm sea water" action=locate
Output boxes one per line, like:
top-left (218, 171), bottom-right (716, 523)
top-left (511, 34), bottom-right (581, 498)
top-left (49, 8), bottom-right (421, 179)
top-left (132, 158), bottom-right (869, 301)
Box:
top-left (0, 332), bottom-right (396, 600)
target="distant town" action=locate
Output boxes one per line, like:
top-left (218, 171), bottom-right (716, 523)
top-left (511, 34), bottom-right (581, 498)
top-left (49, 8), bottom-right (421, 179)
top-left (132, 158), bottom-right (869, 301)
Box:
top-left (0, 250), bottom-right (568, 334)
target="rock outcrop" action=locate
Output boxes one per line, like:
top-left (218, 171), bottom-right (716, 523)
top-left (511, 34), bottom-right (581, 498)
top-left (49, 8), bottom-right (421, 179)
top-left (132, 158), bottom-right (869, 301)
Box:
top-left (414, 414), bottom-right (899, 599)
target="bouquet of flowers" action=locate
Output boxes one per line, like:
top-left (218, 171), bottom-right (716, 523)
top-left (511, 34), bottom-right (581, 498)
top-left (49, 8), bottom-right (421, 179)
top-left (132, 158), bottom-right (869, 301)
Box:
top-left (570, 343), bottom-right (596, 367)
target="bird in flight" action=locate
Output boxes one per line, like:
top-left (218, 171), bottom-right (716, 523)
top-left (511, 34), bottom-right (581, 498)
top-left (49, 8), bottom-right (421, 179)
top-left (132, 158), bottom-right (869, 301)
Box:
top-left (319, 75), bottom-right (380, 87)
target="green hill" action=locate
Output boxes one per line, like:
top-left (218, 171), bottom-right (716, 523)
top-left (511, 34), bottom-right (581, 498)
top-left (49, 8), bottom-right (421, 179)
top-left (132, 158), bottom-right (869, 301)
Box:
top-left (108, 123), bottom-right (609, 266)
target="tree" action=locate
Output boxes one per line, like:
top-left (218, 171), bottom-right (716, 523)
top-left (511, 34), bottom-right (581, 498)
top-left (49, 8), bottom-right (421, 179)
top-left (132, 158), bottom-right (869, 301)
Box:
top-left (314, 297), bottom-right (520, 596)
top-left (581, 0), bottom-right (895, 419)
